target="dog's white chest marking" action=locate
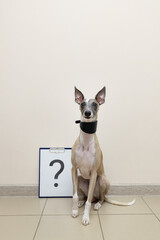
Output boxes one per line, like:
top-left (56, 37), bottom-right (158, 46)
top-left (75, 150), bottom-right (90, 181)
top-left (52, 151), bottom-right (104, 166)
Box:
top-left (75, 132), bottom-right (96, 179)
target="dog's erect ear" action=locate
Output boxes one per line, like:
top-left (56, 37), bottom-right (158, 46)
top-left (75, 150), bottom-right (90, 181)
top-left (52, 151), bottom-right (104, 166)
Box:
top-left (75, 87), bottom-right (84, 104)
top-left (95, 87), bottom-right (106, 105)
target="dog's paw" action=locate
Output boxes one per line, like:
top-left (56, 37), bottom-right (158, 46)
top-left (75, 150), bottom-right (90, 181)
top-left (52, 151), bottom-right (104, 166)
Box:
top-left (82, 215), bottom-right (90, 226)
top-left (78, 200), bottom-right (85, 208)
top-left (94, 202), bottom-right (102, 210)
top-left (72, 209), bottom-right (79, 218)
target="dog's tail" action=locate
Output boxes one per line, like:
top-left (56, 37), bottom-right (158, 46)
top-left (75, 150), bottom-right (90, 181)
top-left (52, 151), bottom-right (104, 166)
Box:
top-left (105, 196), bottom-right (136, 206)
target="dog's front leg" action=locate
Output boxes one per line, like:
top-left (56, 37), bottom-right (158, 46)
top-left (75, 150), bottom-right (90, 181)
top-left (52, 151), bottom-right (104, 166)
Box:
top-left (82, 171), bottom-right (97, 226)
top-left (71, 166), bottom-right (79, 218)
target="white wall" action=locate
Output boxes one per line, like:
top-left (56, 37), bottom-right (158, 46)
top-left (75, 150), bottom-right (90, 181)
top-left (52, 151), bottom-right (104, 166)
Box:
top-left (0, 0), bottom-right (160, 186)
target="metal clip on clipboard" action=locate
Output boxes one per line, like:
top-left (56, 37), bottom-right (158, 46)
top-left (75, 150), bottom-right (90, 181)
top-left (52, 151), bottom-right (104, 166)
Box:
top-left (49, 147), bottom-right (65, 153)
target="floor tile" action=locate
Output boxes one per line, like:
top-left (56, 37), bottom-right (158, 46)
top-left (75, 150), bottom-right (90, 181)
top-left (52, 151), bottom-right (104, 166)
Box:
top-left (143, 196), bottom-right (160, 213)
top-left (0, 197), bottom-right (46, 215)
top-left (100, 214), bottom-right (160, 240)
top-left (98, 196), bottom-right (151, 214)
top-left (0, 216), bottom-right (40, 240)
top-left (156, 214), bottom-right (160, 221)
top-left (35, 215), bottom-right (103, 240)
top-left (43, 198), bottom-right (97, 215)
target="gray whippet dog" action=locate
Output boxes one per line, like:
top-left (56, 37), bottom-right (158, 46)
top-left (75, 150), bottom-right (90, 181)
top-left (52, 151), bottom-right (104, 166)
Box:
top-left (71, 87), bottom-right (135, 225)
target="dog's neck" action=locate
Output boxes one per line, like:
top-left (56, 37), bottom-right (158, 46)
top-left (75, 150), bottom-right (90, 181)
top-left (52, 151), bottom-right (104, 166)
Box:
top-left (76, 117), bottom-right (98, 149)
top-left (79, 129), bottom-right (95, 150)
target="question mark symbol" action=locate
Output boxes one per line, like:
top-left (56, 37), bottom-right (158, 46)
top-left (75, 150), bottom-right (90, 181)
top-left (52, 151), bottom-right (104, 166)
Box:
top-left (49, 160), bottom-right (64, 187)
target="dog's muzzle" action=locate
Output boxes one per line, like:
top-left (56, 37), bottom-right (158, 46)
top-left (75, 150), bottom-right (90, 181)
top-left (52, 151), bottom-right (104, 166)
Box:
top-left (75, 120), bottom-right (97, 134)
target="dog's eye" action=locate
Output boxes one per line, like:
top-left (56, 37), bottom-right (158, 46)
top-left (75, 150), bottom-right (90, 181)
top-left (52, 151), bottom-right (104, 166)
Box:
top-left (92, 102), bottom-right (98, 110)
top-left (80, 102), bottom-right (86, 109)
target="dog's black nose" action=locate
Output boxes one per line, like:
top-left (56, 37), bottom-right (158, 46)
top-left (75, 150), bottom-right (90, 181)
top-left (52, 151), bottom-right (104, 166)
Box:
top-left (84, 111), bottom-right (91, 117)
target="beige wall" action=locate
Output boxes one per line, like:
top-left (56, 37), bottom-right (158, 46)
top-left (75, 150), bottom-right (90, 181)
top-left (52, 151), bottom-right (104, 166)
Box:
top-left (0, 0), bottom-right (160, 186)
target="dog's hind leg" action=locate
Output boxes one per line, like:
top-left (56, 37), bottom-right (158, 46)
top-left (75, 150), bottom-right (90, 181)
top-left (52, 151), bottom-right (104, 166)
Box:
top-left (77, 190), bottom-right (86, 208)
top-left (94, 175), bottom-right (110, 210)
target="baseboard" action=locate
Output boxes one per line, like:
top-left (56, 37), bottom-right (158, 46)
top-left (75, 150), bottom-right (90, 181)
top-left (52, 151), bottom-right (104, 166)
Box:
top-left (0, 185), bottom-right (160, 196)
top-left (109, 185), bottom-right (160, 195)
top-left (0, 186), bottom-right (38, 197)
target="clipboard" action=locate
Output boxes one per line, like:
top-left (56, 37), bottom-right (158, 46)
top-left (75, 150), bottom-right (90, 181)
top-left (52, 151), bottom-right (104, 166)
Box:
top-left (39, 148), bottom-right (73, 198)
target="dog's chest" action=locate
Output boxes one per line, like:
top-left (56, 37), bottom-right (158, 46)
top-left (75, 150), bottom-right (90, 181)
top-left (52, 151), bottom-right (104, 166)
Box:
top-left (75, 140), bottom-right (96, 179)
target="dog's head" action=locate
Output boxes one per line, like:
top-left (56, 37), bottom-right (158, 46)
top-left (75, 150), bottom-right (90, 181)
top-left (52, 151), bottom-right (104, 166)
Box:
top-left (75, 87), bottom-right (106, 122)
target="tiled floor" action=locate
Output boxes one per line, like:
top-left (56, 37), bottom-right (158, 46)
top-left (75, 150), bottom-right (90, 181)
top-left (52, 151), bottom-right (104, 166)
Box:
top-left (0, 196), bottom-right (160, 240)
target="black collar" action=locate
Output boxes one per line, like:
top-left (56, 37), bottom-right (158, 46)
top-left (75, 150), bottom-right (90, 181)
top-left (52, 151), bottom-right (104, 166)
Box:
top-left (75, 120), bottom-right (97, 134)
